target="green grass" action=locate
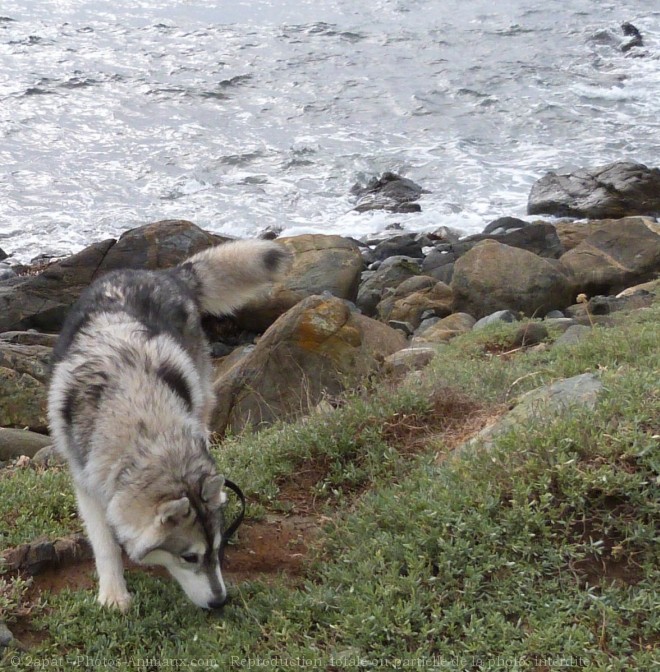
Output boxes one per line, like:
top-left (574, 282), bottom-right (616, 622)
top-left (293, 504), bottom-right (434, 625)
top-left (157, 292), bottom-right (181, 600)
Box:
top-left (1, 298), bottom-right (658, 670)
top-left (0, 467), bottom-right (78, 548)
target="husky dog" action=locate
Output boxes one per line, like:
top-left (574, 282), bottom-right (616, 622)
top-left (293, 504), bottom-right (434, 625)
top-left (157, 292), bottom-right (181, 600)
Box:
top-left (48, 240), bottom-right (290, 612)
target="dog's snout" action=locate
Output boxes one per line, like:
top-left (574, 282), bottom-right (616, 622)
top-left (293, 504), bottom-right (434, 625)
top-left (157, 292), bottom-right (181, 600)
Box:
top-left (207, 596), bottom-right (227, 610)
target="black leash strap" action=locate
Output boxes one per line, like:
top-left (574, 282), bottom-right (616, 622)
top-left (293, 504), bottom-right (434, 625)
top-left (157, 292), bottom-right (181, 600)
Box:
top-left (219, 478), bottom-right (246, 564)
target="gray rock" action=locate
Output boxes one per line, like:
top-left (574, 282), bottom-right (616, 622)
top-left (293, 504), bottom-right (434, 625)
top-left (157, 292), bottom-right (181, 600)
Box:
top-left (356, 256), bottom-right (420, 317)
top-left (377, 276), bottom-right (453, 329)
top-left (554, 216), bottom-right (657, 252)
top-left (0, 331), bottom-right (59, 347)
top-left (413, 312), bottom-right (476, 343)
top-left (554, 325), bottom-right (593, 347)
top-left (0, 239), bottom-right (114, 333)
top-left (359, 246), bottom-right (377, 266)
top-left (235, 234), bottom-right (364, 332)
top-left (421, 247), bottom-right (456, 283)
top-left (372, 234), bottom-right (424, 261)
top-left (2, 533), bottom-right (93, 575)
top-left (459, 373), bottom-right (603, 454)
top-left (621, 22), bottom-right (643, 53)
top-left (0, 428), bottom-right (51, 461)
top-left (422, 222), bottom-right (565, 286)
top-left (544, 318), bottom-right (577, 333)
top-left (212, 295), bottom-right (406, 434)
top-left (384, 345), bottom-right (440, 375)
top-left (586, 296), bottom-right (613, 315)
top-left (258, 225), bottom-right (283, 240)
top-left (510, 322), bottom-right (548, 347)
top-left (415, 316), bottom-right (441, 336)
top-left (352, 172), bottom-right (426, 213)
top-left (473, 310), bottom-right (519, 330)
top-left (560, 218), bottom-right (660, 295)
top-left (616, 279), bottom-right (659, 298)
top-left (451, 240), bottom-right (574, 319)
top-left (592, 292), bottom-right (654, 315)
top-left (0, 220), bottom-right (222, 333)
top-left (0, 265), bottom-right (15, 281)
top-left (212, 344), bottom-right (255, 379)
top-left (428, 226), bottom-right (462, 244)
top-left (32, 444), bottom-right (65, 468)
top-left (420, 309), bottom-right (439, 322)
top-left (527, 161), bottom-right (660, 219)
top-left (387, 320), bottom-right (415, 337)
top-left (544, 310), bottom-right (566, 319)
top-left (0, 342), bottom-right (52, 431)
top-left (378, 255), bottom-right (423, 271)
top-left (573, 314), bottom-right (615, 328)
top-left (0, 622), bottom-right (14, 647)
top-left (210, 342), bottom-right (235, 358)
top-left (482, 216), bottom-right (529, 235)
top-left (456, 222), bottom-right (564, 259)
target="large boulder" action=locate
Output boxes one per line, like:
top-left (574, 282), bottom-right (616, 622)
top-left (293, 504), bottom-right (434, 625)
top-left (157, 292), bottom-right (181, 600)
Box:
top-left (451, 240), bottom-right (574, 319)
top-left (0, 239), bottom-right (115, 333)
top-left (0, 428), bottom-right (51, 461)
top-left (527, 162), bottom-right (660, 219)
top-left (0, 342), bottom-right (52, 431)
top-left (0, 220), bottom-right (220, 333)
top-left (273, 235), bottom-right (363, 299)
top-left (454, 222), bottom-right (564, 259)
top-left (93, 219), bottom-right (225, 273)
top-left (376, 276), bottom-right (453, 329)
top-left (235, 234), bottom-right (364, 331)
top-left (212, 295), bottom-right (406, 434)
top-left (421, 222), bottom-right (564, 285)
top-left (560, 218), bottom-right (660, 295)
top-left (554, 216), bottom-right (657, 252)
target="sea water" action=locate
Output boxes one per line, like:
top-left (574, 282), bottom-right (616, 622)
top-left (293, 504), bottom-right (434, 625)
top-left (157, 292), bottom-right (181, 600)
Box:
top-left (0, 0), bottom-right (658, 262)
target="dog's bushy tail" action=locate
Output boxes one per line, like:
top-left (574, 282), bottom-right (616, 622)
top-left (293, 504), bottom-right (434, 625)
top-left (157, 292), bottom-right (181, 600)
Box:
top-left (179, 240), bottom-right (292, 316)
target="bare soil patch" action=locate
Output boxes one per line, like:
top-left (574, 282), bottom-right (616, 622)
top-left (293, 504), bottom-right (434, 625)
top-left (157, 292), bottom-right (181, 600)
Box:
top-left (380, 389), bottom-right (491, 454)
top-left (276, 456), bottom-right (331, 515)
top-left (224, 514), bottom-right (319, 584)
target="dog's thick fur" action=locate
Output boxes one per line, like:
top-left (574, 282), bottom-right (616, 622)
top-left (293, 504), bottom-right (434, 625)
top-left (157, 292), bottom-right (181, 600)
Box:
top-left (48, 240), bottom-right (290, 612)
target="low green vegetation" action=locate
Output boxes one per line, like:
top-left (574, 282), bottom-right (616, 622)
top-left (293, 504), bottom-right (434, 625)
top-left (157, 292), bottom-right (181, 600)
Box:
top-left (0, 469), bottom-right (78, 548)
top-left (2, 300), bottom-right (658, 670)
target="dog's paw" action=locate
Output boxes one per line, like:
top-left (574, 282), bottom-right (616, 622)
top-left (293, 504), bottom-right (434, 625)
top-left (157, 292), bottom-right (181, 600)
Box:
top-left (98, 587), bottom-right (133, 613)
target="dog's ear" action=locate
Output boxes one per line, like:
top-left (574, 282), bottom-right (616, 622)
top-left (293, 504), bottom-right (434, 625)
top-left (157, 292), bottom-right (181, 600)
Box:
top-left (158, 497), bottom-right (190, 525)
top-left (201, 474), bottom-right (227, 509)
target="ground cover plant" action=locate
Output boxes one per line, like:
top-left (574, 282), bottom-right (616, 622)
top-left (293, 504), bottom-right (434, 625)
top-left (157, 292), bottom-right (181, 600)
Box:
top-left (1, 299), bottom-right (658, 670)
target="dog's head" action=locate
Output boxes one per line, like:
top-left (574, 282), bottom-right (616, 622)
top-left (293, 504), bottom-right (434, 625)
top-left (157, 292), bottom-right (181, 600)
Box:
top-left (110, 473), bottom-right (230, 609)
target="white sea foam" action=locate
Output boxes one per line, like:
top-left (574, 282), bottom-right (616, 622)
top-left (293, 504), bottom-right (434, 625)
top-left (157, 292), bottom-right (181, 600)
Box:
top-left (0, 0), bottom-right (657, 263)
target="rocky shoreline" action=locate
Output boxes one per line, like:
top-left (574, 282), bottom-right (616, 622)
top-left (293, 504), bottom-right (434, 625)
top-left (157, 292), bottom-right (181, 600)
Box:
top-left (0, 160), bottom-right (659, 458)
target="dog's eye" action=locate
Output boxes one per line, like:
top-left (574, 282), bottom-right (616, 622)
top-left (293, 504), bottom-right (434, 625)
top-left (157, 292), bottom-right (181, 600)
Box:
top-left (181, 553), bottom-right (199, 564)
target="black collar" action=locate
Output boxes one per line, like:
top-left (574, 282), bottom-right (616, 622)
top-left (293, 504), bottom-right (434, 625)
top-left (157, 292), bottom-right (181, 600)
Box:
top-left (218, 478), bottom-right (246, 564)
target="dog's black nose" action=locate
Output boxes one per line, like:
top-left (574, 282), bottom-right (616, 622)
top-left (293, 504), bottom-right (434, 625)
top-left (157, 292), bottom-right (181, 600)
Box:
top-left (207, 596), bottom-right (227, 610)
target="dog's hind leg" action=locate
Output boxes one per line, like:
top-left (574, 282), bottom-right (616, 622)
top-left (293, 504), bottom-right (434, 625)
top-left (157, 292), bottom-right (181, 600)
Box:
top-left (76, 488), bottom-right (132, 613)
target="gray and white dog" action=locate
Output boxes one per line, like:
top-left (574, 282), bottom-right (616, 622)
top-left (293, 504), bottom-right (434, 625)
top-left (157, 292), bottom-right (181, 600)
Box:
top-left (48, 240), bottom-right (290, 612)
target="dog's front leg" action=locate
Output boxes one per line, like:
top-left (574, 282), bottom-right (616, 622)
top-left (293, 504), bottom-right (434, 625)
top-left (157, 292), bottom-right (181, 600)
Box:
top-left (76, 488), bottom-right (132, 613)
